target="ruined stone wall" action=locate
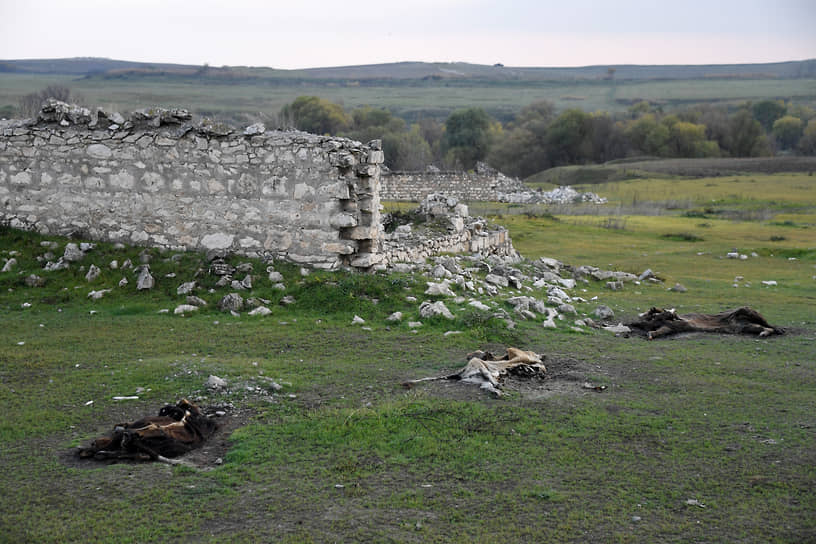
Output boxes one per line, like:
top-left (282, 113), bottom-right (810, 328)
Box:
top-left (380, 169), bottom-right (527, 202)
top-left (383, 227), bottom-right (515, 265)
top-left (0, 101), bottom-right (383, 270)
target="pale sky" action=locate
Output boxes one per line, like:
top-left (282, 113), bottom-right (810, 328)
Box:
top-left (1, 0), bottom-right (814, 69)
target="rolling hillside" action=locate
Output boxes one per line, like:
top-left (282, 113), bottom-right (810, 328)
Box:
top-left (2, 57), bottom-right (815, 81)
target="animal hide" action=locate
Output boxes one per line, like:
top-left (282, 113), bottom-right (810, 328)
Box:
top-left (628, 307), bottom-right (784, 339)
top-left (77, 399), bottom-right (218, 464)
top-left (403, 347), bottom-right (546, 396)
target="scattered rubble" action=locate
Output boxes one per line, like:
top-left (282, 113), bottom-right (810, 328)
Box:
top-left (497, 185), bottom-right (608, 205)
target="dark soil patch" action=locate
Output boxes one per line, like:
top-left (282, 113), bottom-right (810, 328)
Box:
top-left (402, 353), bottom-right (606, 401)
top-left (60, 403), bottom-right (257, 470)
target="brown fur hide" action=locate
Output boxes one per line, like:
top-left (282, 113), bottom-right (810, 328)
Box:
top-left (77, 399), bottom-right (218, 463)
top-left (628, 307), bottom-right (784, 339)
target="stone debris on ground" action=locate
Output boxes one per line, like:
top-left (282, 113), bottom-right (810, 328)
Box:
top-left (174, 304), bottom-right (199, 315)
top-left (136, 266), bottom-right (155, 290)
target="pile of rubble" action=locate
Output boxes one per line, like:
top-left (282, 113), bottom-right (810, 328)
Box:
top-left (382, 193), bottom-right (517, 265)
top-left (497, 185), bottom-right (607, 205)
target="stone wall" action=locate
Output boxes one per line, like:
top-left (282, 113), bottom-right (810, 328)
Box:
top-left (380, 167), bottom-right (527, 202)
top-left (0, 100), bottom-right (383, 270)
top-left (382, 193), bottom-right (517, 265)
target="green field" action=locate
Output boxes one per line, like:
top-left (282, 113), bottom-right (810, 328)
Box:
top-left (2, 72), bottom-right (815, 122)
top-left (1, 172), bottom-right (814, 542)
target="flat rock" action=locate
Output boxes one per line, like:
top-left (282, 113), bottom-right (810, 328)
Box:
top-left (174, 304), bottom-right (199, 315)
top-left (63, 243), bottom-right (84, 262)
top-left (177, 281), bottom-right (196, 295)
top-left (603, 323), bottom-right (631, 334)
top-left (419, 301), bottom-right (454, 319)
top-left (248, 306), bottom-right (272, 316)
top-left (186, 295), bottom-right (208, 307)
top-left (206, 375), bottom-right (227, 390)
top-left (593, 305), bottom-right (615, 320)
top-left (425, 281), bottom-right (455, 297)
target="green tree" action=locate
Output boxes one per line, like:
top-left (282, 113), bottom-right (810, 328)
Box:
top-left (625, 114), bottom-right (669, 156)
top-left (694, 105), bottom-right (733, 155)
top-left (382, 125), bottom-right (433, 171)
top-left (799, 119), bottom-right (816, 155)
top-left (417, 118), bottom-right (444, 165)
top-left (441, 108), bottom-right (493, 169)
top-left (752, 100), bottom-right (787, 131)
top-left (488, 126), bottom-right (547, 178)
top-left (546, 109), bottom-right (594, 165)
top-left (343, 106), bottom-right (406, 146)
top-left (589, 113), bottom-right (628, 163)
top-left (666, 121), bottom-right (719, 158)
top-left (487, 100), bottom-right (555, 177)
top-left (280, 96), bottom-right (350, 135)
top-left (728, 109), bottom-right (768, 157)
top-left (772, 115), bottom-right (804, 150)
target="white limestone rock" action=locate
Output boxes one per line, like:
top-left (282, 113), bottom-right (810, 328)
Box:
top-left (425, 280), bottom-right (455, 297)
top-left (419, 301), bottom-right (454, 320)
top-left (177, 281), bottom-right (196, 295)
top-left (63, 243), bottom-right (84, 262)
top-left (248, 306), bottom-right (272, 316)
top-left (85, 264), bottom-right (101, 282)
top-left (136, 267), bottom-right (155, 290)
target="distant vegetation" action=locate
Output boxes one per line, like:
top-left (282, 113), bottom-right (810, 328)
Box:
top-left (1, 58), bottom-right (815, 174)
top-left (274, 95), bottom-right (815, 173)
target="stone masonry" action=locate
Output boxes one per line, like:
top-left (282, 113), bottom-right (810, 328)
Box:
top-left (380, 164), bottom-right (526, 202)
top-left (0, 100), bottom-right (383, 270)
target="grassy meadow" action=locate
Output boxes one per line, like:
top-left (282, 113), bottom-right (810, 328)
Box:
top-left (1, 172), bottom-right (815, 542)
top-left (1, 72), bottom-right (815, 122)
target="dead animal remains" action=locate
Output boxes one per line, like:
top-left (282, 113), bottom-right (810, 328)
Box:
top-left (77, 399), bottom-right (218, 465)
top-left (403, 347), bottom-right (546, 396)
top-left (628, 306), bottom-right (784, 340)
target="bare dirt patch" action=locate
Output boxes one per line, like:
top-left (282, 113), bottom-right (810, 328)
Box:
top-left (61, 403), bottom-right (257, 470)
top-left (403, 353), bottom-right (608, 401)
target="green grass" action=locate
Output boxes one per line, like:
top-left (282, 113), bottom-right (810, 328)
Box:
top-left (2, 73), bottom-right (815, 123)
top-left (1, 174), bottom-right (815, 542)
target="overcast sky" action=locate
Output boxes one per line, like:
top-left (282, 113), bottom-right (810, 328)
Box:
top-left (1, 0), bottom-right (814, 69)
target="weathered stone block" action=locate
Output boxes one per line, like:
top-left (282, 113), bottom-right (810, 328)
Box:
top-left (350, 253), bottom-right (382, 268)
top-left (201, 232), bottom-right (234, 250)
top-left (86, 144), bottom-right (112, 159)
top-left (343, 225), bottom-right (378, 240)
top-left (329, 212), bottom-right (358, 229)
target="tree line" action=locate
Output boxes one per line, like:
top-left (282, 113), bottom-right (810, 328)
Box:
top-left (281, 96), bottom-right (816, 177)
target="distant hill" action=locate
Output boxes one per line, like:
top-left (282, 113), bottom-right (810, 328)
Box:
top-left (1, 57), bottom-right (815, 81)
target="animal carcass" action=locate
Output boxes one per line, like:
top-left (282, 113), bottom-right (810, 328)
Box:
top-left (77, 399), bottom-right (218, 464)
top-left (628, 307), bottom-right (784, 339)
top-left (403, 347), bottom-right (546, 396)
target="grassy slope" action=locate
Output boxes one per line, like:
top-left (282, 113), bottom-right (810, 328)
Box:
top-left (2, 73), bottom-right (815, 122)
top-left (1, 173), bottom-right (815, 542)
